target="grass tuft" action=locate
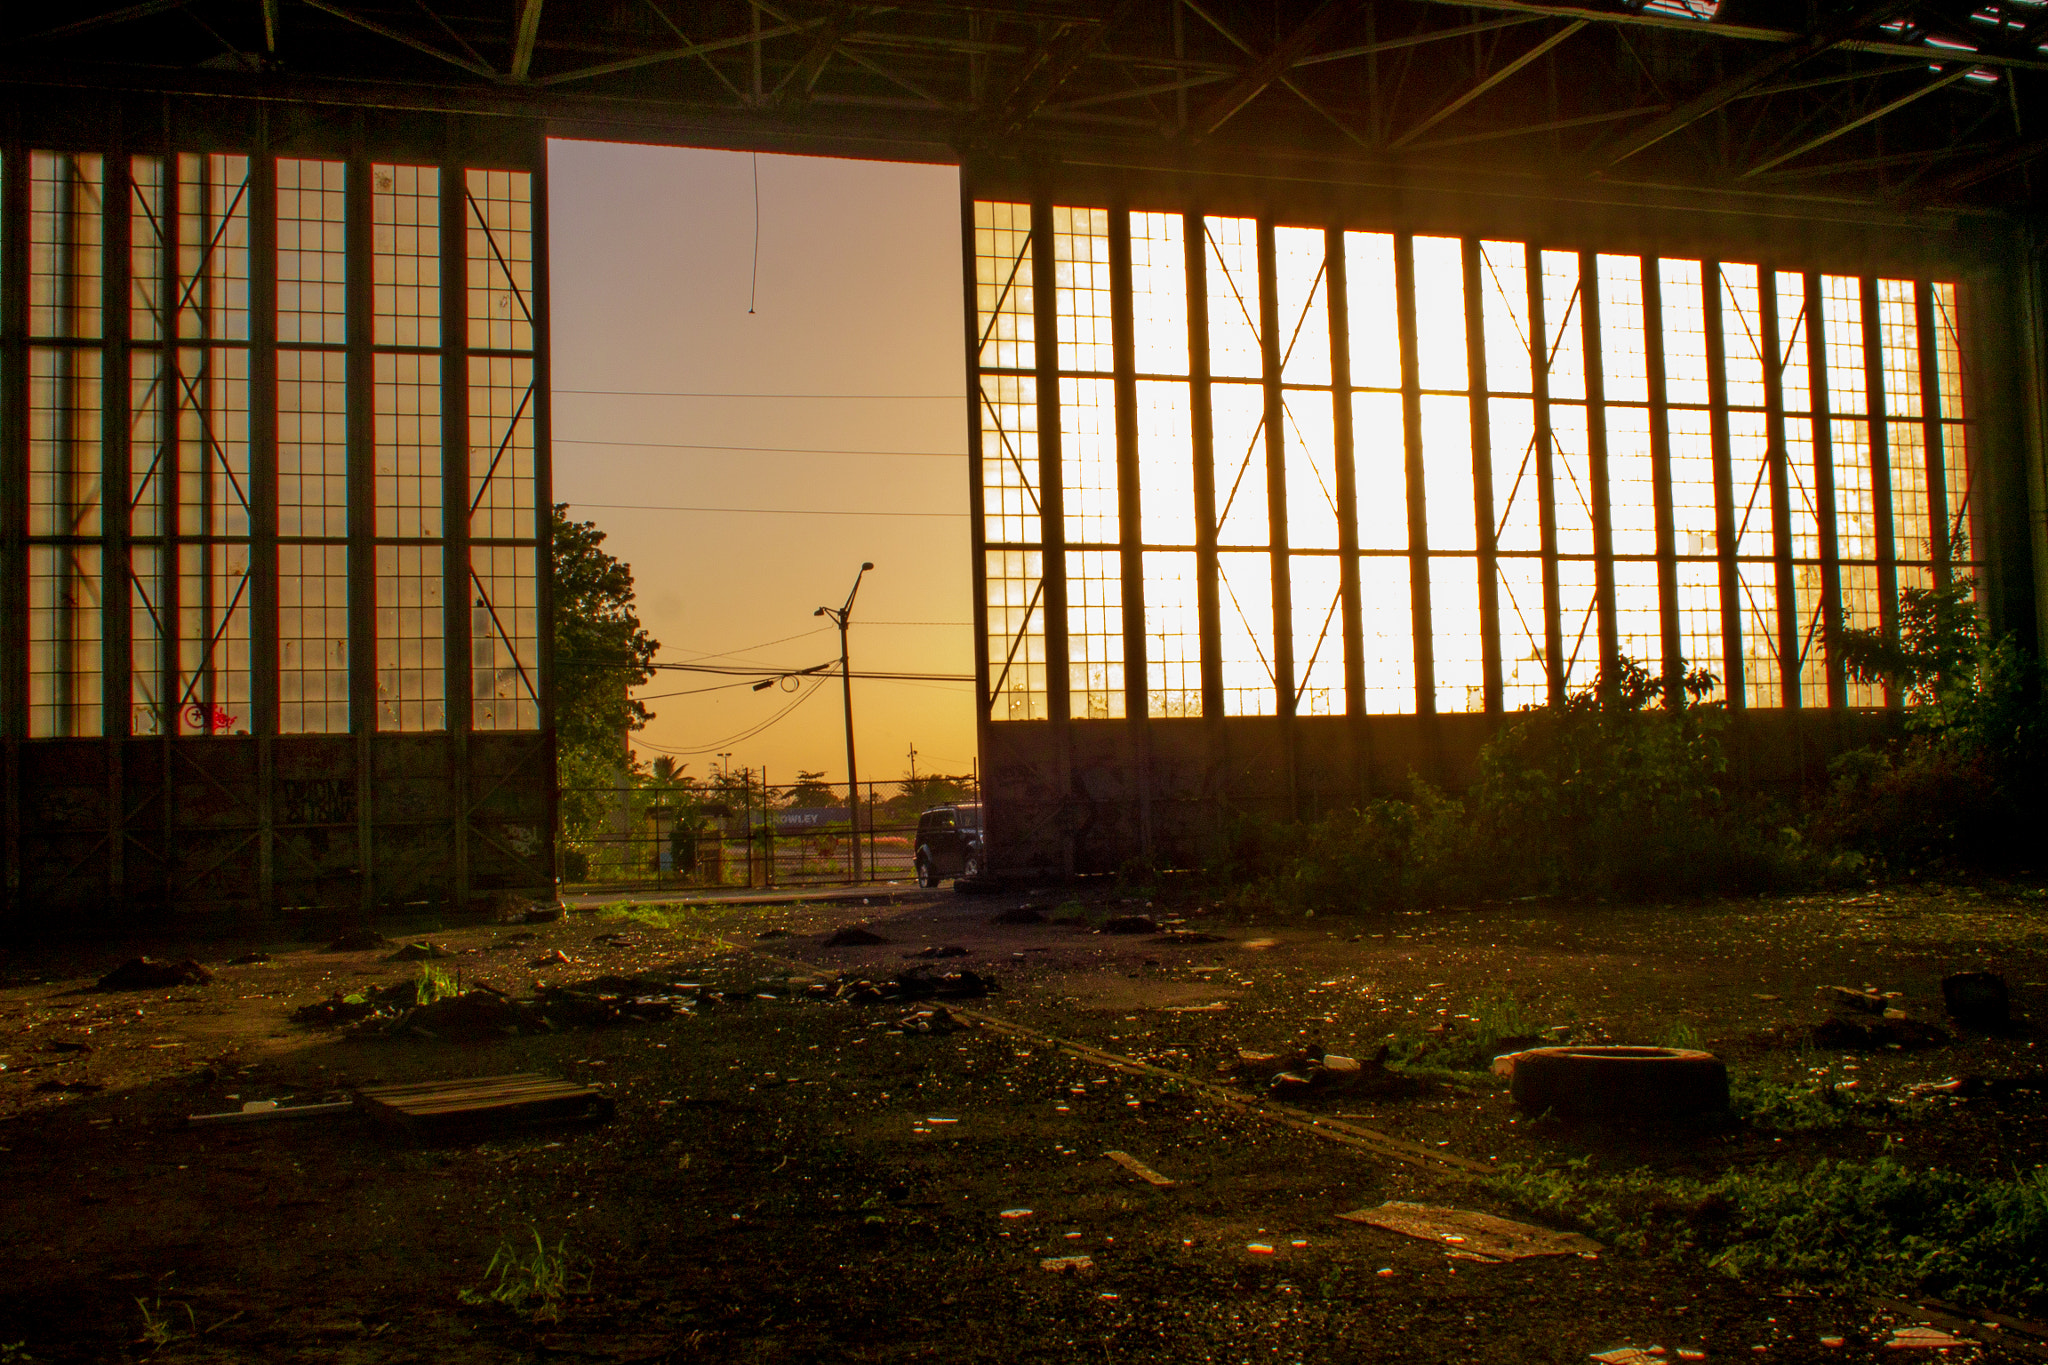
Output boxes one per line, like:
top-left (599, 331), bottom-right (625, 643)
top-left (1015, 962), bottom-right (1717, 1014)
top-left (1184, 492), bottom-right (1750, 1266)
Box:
top-left (460, 1227), bottom-right (590, 1323)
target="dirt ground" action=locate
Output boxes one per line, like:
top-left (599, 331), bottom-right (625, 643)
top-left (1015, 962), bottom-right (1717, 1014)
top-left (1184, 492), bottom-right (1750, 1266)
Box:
top-left (1, 879), bottom-right (2044, 1363)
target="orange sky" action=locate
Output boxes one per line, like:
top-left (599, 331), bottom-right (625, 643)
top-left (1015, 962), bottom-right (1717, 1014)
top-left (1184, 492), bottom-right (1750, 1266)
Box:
top-left (547, 140), bottom-right (975, 793)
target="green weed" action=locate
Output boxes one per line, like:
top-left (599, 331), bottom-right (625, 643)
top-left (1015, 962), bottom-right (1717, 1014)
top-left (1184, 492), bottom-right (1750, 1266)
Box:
top-left (1660, 1020), bottom-right (1705, 1050)
top-left (1393, 992), bottom-right (1542, 1073)
top-left (415, 962), bottom-right (459, 1005)
top-left (133, 1297), bottom-right (194, 1350)
top-left (1494, 1157), bottom-right (2048, 1311)
top-left (460, 1227), bottom-right (590, 1323)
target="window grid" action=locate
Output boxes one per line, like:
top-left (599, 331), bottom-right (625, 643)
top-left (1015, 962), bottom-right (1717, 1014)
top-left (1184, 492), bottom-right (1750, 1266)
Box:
top-left (466, 169), bottom-right (533, 353)
top-left (472, 545), bottom-right (541, 731)
top-left (279, 543), bottom-right (349, 734)
top-left (1066, 549), bottom-right (1124, 720)
top-left (971, 198), bottom-right (1979, 733)
top-left (277, 159), bottom-right (346, 344)
top-left (376, 544), bottom-right (445, 732)
top-left (973, 200), bottom-right (1034, 372)
top-left (373, 164), bottom-right (440, 348)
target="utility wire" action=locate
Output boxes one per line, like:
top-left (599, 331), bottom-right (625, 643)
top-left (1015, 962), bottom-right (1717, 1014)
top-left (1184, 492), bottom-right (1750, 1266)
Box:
top-left (554, 389), bottom-right (960, 399)
top-left (556, 437), bottom-right (964, 458)
top-left (567, 501), bottom-right (967, 519)
top-left (634, 678), bottom-right (825, 755)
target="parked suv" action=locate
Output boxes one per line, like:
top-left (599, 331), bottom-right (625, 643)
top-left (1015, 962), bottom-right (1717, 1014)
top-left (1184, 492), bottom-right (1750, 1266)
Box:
top-left (913, 804), bottom-right (983, 887)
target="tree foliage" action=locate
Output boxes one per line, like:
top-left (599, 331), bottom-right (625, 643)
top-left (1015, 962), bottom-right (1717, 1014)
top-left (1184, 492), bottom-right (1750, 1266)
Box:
top-left (552, 504), bottom-right (660, 841)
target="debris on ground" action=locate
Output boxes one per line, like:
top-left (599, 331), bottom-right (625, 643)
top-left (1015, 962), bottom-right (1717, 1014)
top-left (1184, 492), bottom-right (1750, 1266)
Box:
top-left (908, 945), bottom-right (969, 959)
top-left (534, 976), bottom-right (697, 1027)
top-left (1226, 1043), bottom-right (1408, 1099)
top-left (531, 949), bottom-right (576, 967)
top-left (1871, 1295), bottom-right (2048, 1356)
top-left (1813, 1014), bottom-right (1951, 1049)
top-left (385, 941), bottom-right (453, 961)
top-left (326, 930), bottom-right (390, 951)
top-left (1883, 1326), bottom-right (1970, 1348)
top-left (227, 952), bottom-right (271, 965)
top-left (896, 1006), bottom-right (971, 1034)
top-left (1101, 915), bottom-right (1159, 935)
top-left (1153, 929), bottom-right (1226, 944)
top-left (49, 1040), bottom-right (91, 1053)
top-left (1825, 985), bottom-right (1893, 1013)
top-left (402, 991), bottom-right (550, 1041)
top-left (831, 965), bottom-right (998, 1004)
top-left (96, 957), bottom-right (213, 990)
top-left (1942, 971), bottom-right (2010, 1030)
top-left (1105, 1150), bottom-right (1175, 1187)
top-left (991, 906), bottom-right (1046, 925)
top-left (823, 925), bottom-right (888, 947)
top-left (1040, 1255), bottom-right (1094, 1274)
top-left (522, 906), bottom-right (563, 924)
top-left (186, 1098), bottom-right (355, 1126)
top-left (755, 928), bottom-right (791, 939)
top-left (1589, 1349), bottom-right (1664, 1365)
top-left (355, 1071), bottom-right (612, 1135)
top-left (1337, 1202), bottom-right (1603, 1261)
top-left (33, 1079), bottom-right (105, 1094)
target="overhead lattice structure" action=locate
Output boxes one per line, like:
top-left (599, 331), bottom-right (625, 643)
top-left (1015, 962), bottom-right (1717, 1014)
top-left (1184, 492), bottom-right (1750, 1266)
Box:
top-left (3, 1), bottom-right (2045, 897)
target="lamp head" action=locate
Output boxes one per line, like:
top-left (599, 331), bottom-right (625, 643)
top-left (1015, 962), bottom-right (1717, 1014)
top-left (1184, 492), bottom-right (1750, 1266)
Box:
top-left (861, 562), bottom-right (874, 571)
top-left (813, 606), bottom-right (825, 617)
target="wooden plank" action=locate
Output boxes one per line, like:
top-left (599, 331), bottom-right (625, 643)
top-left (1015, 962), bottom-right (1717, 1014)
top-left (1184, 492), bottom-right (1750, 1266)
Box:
top-left (1104, 1150), bottom-right (1176, 1187)
top-left (354, 1072), bottom-right (611, 1133)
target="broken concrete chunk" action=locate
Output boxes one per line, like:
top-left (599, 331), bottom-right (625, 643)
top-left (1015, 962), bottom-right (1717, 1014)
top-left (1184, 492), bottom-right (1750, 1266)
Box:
top-left (1825, 986), bottom-right (1889, 1014)
top-left (1942, 971), bottom-right (2010, 1031)
top-left (1040, 1255), bottom-right (1094, 1273)
top-left (96, 957), bottom-right (213, 990)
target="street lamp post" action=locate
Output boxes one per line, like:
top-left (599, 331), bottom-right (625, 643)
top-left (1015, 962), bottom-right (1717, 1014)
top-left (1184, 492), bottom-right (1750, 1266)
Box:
top-left (816, 562), bottom-right (874, 883)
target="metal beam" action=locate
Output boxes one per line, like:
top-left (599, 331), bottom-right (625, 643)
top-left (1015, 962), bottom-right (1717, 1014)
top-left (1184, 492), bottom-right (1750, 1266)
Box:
top-left (1390, 19), bottom-right (1586, 151)
top-left (1187, 0), bottom-right (1355, 140)
top-left (1914, 131), bottom-right (2048, 197)
top-left (984, 2), bottom-right (1132, 138)
top-left (300, 0), bottom-right (499, 80)
top-left (772, 8), bottom-right (850, 103)
top-left (1180, 0), bottom-right (1374, 150)
top-left (535, 18), bottom-right (822, 88)
top-left (1599, 0), bottom-right (1919, 168)
top-left (1406, 102), bottom-right (1664, 152)
top-left (511, 0), bottom-right (545, 80)
top-left (2, 0), bottom-right (192, 47)
top-left (1743, 63), bottom-right (1980, 178)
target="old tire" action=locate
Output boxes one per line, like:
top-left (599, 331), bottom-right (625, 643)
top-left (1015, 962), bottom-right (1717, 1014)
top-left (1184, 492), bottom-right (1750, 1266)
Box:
top-left (1506, 1046), bottom-right (1728, 1118)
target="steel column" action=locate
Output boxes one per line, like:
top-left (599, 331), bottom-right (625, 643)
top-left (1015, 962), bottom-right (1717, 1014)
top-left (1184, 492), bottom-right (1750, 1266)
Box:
top-left (1643, 257), bottom-right (1683, 702)
top-left (442, 152), bottom-right (472, 909)
top-left (1580, 251), bottom-right (1620, 689)
top-left (346, 145), bottom-right (375, 915)
top-left (1861, 275), bottom-right (1900, 709)
top-left (1526, 242), bottom-right (1565, 706)
top-left (1325, 224), bottom-right (1369, 791)
top-left (1107, 202), bottom-right (1151, 853)
top-left (1759, 266), bottom-right (1802, 708)
top-left (1464, 237), bottom-right (1502, 713)
top-left (1393, 234), bottom-right (1434, 719)
top-left (1804, 272), bottom-right (1846, 707)
top-left (250, 124), bottom-right (279, 916)
top-left (1703, 261), bottom-right (1746, 707)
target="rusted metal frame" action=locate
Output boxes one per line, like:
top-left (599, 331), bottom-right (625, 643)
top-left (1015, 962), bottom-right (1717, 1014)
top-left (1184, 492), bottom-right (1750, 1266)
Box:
top-left (1917, 131), bottom-right (2048, 199)
top-left (1, 128), bottom-right (24, 918)
top-left (640, 0), bottom-right (750, 103)
top-left (1804, 272), bottom-right (1846, 707)
top-left (413, 1), bottom-right (496, 73)
top-left (1755, 140), bottom-right (2004, 183)
top-left (1524, 243), bottom-right (1565, 707)
top-left (1326, 227), bottom-right (1367, 744)
top-left (100, 138), bottom-right (131, 910)
top-left (1743, 63), bottom-right (1981, 180)
top-left (1599, 0), bottom-right (1921, 168)
top-left (1580, 252), bottom-right (1619, 689)
top-left (441, 156), bottom-right (471, 911)
top-left (961, 189), bottom-right (994, 856)
top-left (1107, 203), bottom-right (1150, 853)
top-left (1185, 208), bottom-right (1224, 725)
top-left (299, 0), bottom-right (500, 81)
top-left (537, 16), bottom-right (823, 89)
top-left (1704, 262), bottom-right (1746, 708)
top-left (1916, 282), bottom-right (1953, 576)
top-left (156, 141), bottom-right (179, 888)
top-left (4, 0), bottom-right (195, 47)
top-left (1412, 0), bottom-right (2048, 70)
top-left (1257, 219), bottom-right (1297, 812)
top-left (1391, 19), bottom-right (1588, 152)
top-left (1028, 197), bottom-right (1071, 875)
top-left (511, 0), bottom-right (546, 81)
top-left (1177, 0), bottom-right (1372, 151)
top-left (1464, 238), bottom-right (1503, 713)
top-left (1861, 275), bottom-right (1900, 706)
top-left (1188, 0), bottom-right (1354, 140)
top-left (249, 126), bottom-right (278, 914)
top-left (1393, 234), bottom-right (1435, 718)
top-left (1406, 103), bottom-right (1665, 153)
top-left (1642, 259), bottom-right (1684, 704)
top-left (530, 141), bottom-right (558, 895)
top-left (985, 2), bottom-right (1137, 136)
top-left (1757, 267), bottom-right (1800, 708)
top-left (345, 146), bottom-right (376, 913)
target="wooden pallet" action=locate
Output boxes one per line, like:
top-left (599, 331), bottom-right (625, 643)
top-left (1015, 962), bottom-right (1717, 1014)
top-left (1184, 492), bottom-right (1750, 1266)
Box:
top-left (354, 1073), bottom-right (613, 1135)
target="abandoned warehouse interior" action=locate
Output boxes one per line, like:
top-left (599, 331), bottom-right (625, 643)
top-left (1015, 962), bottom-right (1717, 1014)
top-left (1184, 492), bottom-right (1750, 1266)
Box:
top-left (2, 0), bottom-right (2046, 916)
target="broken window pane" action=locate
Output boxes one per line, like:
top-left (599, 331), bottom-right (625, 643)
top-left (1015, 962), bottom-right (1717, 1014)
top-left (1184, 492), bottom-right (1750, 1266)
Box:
top-left (1605, 405), bottom-right (1655, 557)
top-left (1053, 206), bottom-right (1112, 374)
top-left (1421, 394), bottom-right (1473, 551)
top-left (1143, 551), bottom-right (1202, 719)
top-left (1668, 406), bottom-right (1716, 557)
top-left (1675, 560), bottom-right (1722, 696)
top-left (1129, 211), bottom-right (1187, 376)
top-left (375, 544), bottom-right (444, 731)
top-left (1412, 236), bottom-right (1466, 392)
top-left (1217, 551), bottom-right (1276, 715)
top-left (1496, 556), bottom-right (1547, 710)
top-left (1613, 557), bottom-right (1662, 676)
top-left (1345, 232), bottom-right (1400, 389)
top-left (1066, 548), bottom-right (1124, 719)
top-left (279, 542), bottom-right (349, 734)
top-left (1352, 392), bottom-right (1406, 552)
top-left (1282, 390), bottom-right (1339, 551)
top-left (1291, 554), bottom-right (1344, 715)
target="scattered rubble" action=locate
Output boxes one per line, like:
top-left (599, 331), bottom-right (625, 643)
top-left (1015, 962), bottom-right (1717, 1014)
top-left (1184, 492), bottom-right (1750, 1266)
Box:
top-left (823, 926), bottom-right (888, 947)
top-left (96, 957), bottom-right (212, 990)
top-left (227, 952), bottom-right (271, 965)
top-left (1824, 986), bottom-right (1892, 1013)
top-left (1153, 929), bottom-right (1226, 944)
top-left (831, 965), bottom-right (998, 1005)
top-left (1225, 1043), bottom-right (1408, 1099)
top-left (895, 1006), bottom-right (971, 1034)
top-left (1942, 971), bottom-right (2010, 1031)
top-left (908, 945), bottom-right (969, 959)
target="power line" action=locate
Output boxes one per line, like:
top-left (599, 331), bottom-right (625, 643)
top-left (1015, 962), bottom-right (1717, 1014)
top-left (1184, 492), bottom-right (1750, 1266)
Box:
top-left (557, 437), bottom-right (964, 458)
top-left (555, 389), bottom-right (961, 400)
top-left (568, 501), bottom-right (967, 519)
top-left (632, 678), bottom-right (826, 755)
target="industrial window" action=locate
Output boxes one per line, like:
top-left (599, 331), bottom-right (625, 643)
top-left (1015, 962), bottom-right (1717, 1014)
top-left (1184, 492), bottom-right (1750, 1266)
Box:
top-left (9, 145), bottom-right (544, 745)
top-left (969, 197), bottom-right (1978, 726)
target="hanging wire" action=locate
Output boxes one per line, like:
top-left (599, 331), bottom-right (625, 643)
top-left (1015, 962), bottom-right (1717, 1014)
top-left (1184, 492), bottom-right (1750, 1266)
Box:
top-left (748, 151), bottom-right (760, 315)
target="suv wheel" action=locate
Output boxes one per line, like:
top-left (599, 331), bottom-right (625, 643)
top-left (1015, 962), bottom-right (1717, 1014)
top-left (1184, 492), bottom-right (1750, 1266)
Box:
top-left (915, 852), bottom-right (937, 888)
top-left (961, 852), bottom-right (983, 881)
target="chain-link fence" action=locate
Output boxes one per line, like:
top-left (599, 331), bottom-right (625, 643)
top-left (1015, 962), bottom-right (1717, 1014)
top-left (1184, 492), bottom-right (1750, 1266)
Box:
top-left (560, 778), bottom-right (976, 892)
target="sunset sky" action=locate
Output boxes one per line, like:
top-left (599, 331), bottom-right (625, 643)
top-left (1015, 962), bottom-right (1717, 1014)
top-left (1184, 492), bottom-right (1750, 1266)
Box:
top-left (548, 140), bottom-right (976, 794)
